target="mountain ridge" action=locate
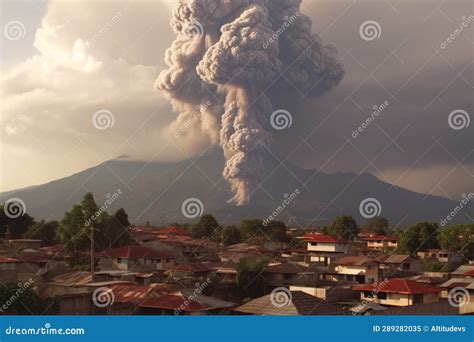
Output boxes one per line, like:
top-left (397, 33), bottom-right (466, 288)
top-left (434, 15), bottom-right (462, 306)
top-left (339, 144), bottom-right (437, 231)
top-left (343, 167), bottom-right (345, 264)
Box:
top-left (1, 150), bottom-right (468, 227)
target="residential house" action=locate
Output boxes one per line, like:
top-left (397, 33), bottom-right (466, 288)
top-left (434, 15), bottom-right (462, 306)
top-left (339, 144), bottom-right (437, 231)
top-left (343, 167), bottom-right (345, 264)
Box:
top-left (263, 262), bottom-right (318, 288)
top-left (417, 249), bottom-right (459, 263)
top-left (219, 243), bottom-right (274, 262)
top-left (234, 291), bottom-right (346, 315)
top-left (333, 256), bottom-right (380, 284)
top-left (298, 234), bottom-right (348, 267)
top-left (360, 235), bottom-right (399, 250)
top-left (96, 245), bottom-right (176, 272)
top-left (376, 254), bottom-right (423, 277)
top-left (139, 290), bottom-right (236, 315)
top-left (354, 278), bottom-right (441, 307)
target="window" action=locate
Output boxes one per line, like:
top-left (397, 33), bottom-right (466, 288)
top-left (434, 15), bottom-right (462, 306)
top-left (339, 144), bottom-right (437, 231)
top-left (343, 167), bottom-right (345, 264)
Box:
top-left (117, 258), bottom-right (122, 264)
top-left (310, 242), bottom-right (318, 246)
top-left (363, 291), bottom-right (372, 298)
top-left (377, 292), bottom-right (387, 299)
top-left (402, 263), bottom-right (410, 270)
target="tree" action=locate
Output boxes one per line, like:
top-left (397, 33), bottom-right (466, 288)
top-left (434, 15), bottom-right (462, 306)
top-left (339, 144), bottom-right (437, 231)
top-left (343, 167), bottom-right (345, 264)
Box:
top-left (23, 220), bottom-right (59, 245)
top-left (327, 215), bottom-right (359, 240)
top-left (266, 221), bottom-right (288, 242)
top-left (364, 217), bottom-right (389, 235)
top-left (438, 224), bottom-right (474, 260)
top-left (56, 204), bottom-right (88, 265)
top-left (191, 214), bottom-right (220, 239)
top-left (236, 257), bottom-right (269, 298)
top-left (222, 225), bottom-right (242, 245)
top-left (114, 208), bottom-right (130, 228)
top-left (398, 221), bottom-right (439, 254)
top-left (0, 282), bottom-right (58, 315)
top-left (0, 204), bottom-right (35, 238)
top-left (239, 219), bottom-right (264, 240)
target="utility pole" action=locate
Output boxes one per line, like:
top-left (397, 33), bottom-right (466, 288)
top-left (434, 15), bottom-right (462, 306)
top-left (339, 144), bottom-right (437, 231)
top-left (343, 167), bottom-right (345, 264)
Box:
top-left (90, 224), bottom-right (95, 282)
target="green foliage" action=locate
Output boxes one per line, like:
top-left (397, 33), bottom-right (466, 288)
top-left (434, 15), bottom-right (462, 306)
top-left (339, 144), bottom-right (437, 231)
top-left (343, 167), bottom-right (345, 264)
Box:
top-left (0, 282), bottom-right (58, 315)
top-left (236, 257), bottom-right (269, 298)
top-left (239, 219), bottom-right (264, 240)
top-left (191, 214), bottom-right (220, 239)
top-left (327, 215), bottom-right (359, 240)
top-left (363, 217), bottom-right (389, 235)
top-left (438, 224), bottom-right (474, 260)
top-left (423, 259), bottom-right (445, 272)
top-left (56, 193), bottom-right (133, 262)
top-left (0, 205), bottom-right (35, 238)
top-left (23, 220), bottom-right (59, 245)
top-left (398, 221), bottom-right (439, 254)
top-left (222, 225), bottom-right (242, 245)
top-left (265, 221), bottom-right (288, 242)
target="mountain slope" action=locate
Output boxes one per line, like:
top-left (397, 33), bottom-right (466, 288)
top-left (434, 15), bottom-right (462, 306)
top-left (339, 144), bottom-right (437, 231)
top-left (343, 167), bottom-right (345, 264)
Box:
top-left (1, 150), bottom-right (468, 226)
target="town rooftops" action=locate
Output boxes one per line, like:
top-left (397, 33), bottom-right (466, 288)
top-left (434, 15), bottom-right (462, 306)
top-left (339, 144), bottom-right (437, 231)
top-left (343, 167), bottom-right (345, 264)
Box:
top-left (96, 245), bottom-right (176, 260)
top-left (109, 283), bottom-right (179, 304)
top-left (139, 290), bottom-right (235, 312)
top-left (451, 265), bottom-right (474, 277)
top-left (168, 263), bottom-right (212, 274)
top-left (234, 291), bottom-right (346, 315)
top-left (154, 227), bottom-right (189, 236)
top-left (361, 235), bottom-right (399, 242)
top-left (299, 233), bottom-right (346, 243)
top-left (264, 262), bottom-right (311, 274)
top-left (334, 256), bottom-right (378, 266)
top-left (355, 278), bottom-right (441, 295)
top-left (0, 257), bottom-right (20, 263)
top-left (439, 277), bottom-right (474, 290)
top-left (375, 254), bottom-right (412, 264)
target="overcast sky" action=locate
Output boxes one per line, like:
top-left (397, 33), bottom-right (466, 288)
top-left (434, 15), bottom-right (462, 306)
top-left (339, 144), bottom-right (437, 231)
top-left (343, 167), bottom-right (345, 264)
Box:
top-left (1, 0), bottom-right (472, 201)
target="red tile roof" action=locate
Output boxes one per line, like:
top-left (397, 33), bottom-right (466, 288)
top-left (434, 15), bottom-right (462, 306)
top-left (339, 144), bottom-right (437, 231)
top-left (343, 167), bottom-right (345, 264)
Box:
top-left (155, 227), bottom-right (189, 236)
top-left (361, 235), bottom-right (399, 242)
top-left (96, 245), bottom-right (175, 260)
top-left (0, 257), bottom-right (20, 263)
top-left (300, 233), bottom-right (346, 243)
top-left (355, 278), bottom-right (441, 295)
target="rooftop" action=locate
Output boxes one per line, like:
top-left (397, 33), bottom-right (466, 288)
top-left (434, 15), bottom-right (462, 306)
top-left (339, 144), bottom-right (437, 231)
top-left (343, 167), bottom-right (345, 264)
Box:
top-left (96, 245), bottom-right (176, 260)
top-left (299, 233), bottom-right (346, 243)
top-left (355, 278), bottom-right (441, 295)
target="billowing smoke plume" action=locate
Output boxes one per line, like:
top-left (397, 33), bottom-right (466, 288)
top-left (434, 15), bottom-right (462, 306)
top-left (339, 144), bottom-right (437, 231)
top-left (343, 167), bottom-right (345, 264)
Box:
top-left (156, 0), bottom-right (344, 205)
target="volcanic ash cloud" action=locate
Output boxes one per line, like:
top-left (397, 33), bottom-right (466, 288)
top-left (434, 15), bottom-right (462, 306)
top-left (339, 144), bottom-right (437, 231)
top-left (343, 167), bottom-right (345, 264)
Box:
top-left (156, 0), bottom-right (344, 205)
